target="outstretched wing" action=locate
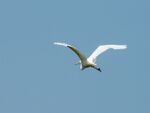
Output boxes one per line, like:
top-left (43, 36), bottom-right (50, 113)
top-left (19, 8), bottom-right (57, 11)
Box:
top-left (54, 42), bottom-right (87, 63)
top-left (88, 45), bottom-right (127, 63)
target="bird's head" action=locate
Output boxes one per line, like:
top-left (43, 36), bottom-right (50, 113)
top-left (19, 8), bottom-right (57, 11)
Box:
top-left (75, 60), bottom-right (81, 65)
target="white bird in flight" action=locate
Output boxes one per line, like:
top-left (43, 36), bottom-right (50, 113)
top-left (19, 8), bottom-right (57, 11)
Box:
top-left (54, 42), bottom-right (127, 72)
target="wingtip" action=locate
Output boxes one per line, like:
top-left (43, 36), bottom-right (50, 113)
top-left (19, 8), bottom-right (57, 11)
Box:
top-left (53, 42), bottom-right (62, 45)
top-left (53, 42), bottom-right (58, 45)
top-left (53, 42), bottom-right (68, 47)
top-left (118, 45), bottom-right (127, 49)
top-left (124, 45), bottom-right (128, 49)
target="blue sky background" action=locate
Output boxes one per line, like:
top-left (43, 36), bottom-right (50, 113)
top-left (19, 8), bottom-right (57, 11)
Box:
top-left (0, 0), bottom-right (150, 113)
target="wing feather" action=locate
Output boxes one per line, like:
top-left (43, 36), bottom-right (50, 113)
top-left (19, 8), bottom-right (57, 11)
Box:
top-left (88, 45), bottom-right (127, 63)
top-left (54, 42), bottom-right (87, 63)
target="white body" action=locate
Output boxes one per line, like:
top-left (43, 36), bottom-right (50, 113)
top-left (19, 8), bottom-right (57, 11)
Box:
top-left (54, 42), bottom-right (127, 72)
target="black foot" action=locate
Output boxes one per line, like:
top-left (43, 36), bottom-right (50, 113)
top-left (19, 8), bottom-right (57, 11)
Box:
top-left (97, 68), bottom-right (102, 72)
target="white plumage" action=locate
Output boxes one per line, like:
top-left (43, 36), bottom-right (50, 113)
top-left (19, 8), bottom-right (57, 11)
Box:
top-left (54, 42), bottom-right (127, 72)
top-left (88, 45), bottom-right (127, 63)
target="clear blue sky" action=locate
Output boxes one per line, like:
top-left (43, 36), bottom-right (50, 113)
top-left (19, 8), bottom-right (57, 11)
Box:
top-left (0, 0), bottom-right (149, 113)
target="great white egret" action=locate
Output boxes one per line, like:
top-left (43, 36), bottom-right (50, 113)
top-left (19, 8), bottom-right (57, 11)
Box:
top-left (54, 42), bottom-right (127, 72)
